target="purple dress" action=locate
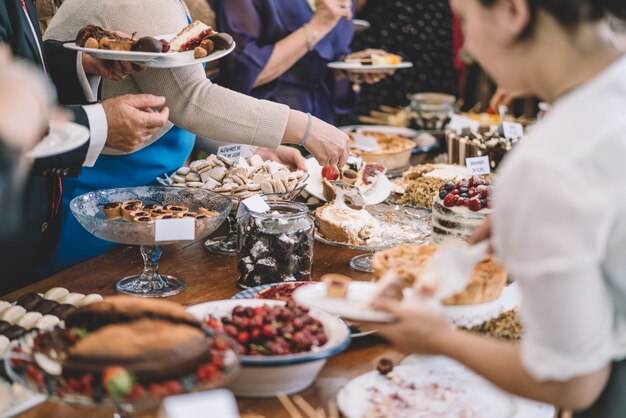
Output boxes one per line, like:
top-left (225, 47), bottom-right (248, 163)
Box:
top-left (209, 0), bottom-right (355, 123)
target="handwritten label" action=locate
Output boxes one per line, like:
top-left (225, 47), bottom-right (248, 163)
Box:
top-left (465, 156), bottom-right (491, 175)
top-left (501, 122), bottom-right (524, 139)
top-left (351, 133), bottom-right (380, 152)
top-left (158, 390), bottom-right (239, 418)
top-left (217, 144), bottom-right (243, 160)
top-left (447, 114), bottom-right (481, 134)
top-left (236, 194), bottom-right (271, 218)
top-left (155, 218), bottom-right (195, 242)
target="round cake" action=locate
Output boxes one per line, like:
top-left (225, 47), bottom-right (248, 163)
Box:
top-left (431, 177), bottom-right (492, 244)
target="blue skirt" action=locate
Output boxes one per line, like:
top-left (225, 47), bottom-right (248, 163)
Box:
top-left (38, 127), bottom-right (195, 277)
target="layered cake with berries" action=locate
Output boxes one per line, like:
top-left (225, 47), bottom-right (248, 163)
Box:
top-left (169, 20), bottom-right (216, 52)
top-left (431, 177), bottom-right (493, 244)
top-left (372, 244), bottom-right (507, 305)
top-left (446, 127), bottom-right (521, 170)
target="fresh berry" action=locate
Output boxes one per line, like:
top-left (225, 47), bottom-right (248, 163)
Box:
top-left (237, 331), bottom-right (250, 344)
top-left (480, 199), bottom-right (487, 208)
top-left (102, 366), bottom-right (134, 399)
top-left (443, 193), bottom-right (456, 207)
top-left (468, 198), bottom-right (482, 212)
top-left (438, 190), bottom-right (448, 199)
top-left (444, 183), bottom-right (454, 192)
top-left (459, 187), bottom-right (469, 195)
top-left (459, 179), bottom-right (470, 188)
top-left (460, 193), bottom-right (468, 199)
top-left (452, 189), bottom-right (459, 195)
top-left (321, 165), bottom-right (340, 181)
top-left (459, 198), bottom-right (469, 207)
top-left (468, 189), bottom-right (476, 198)
top-left (159, 39), bottom-right (170, 53)
top-left (163, 380), bottom-right (183, 395)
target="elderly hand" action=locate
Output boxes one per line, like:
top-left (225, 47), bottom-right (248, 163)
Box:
top-left (309, 0), bottom-right (353, 38)
top-left (102, 94), bottom-right (169, 152)
top-left (255, 145), bottom-right (307, 171)
top-left (355, 296), bottom-right (452, 355)
top-left (304, 116), bottom-right (350, 168)
top-left (82, 54), bottom-right (144, 81)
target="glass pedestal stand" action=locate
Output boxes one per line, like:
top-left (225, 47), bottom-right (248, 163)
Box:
top-left (204, 213), bottom-right (238, 256)
top-left (116, 245), bottom-right (186, 297)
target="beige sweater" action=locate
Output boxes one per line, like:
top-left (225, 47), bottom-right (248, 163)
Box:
top-left (43, 0), bottom-right (289, 155)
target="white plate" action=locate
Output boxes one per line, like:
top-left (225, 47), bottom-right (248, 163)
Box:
top-left (340, 125), bottom-right (419, 139)
top-left (294, 281), bottom-right (521, 325)
top-left (327, 61), bottom-right (413, 73)
top-left (397, 356), bottom-right (556, 418)
top-left (293, 282), bottom-right (403, 323)
top-left (337, 362), bottom-right (517, 418)
top-left (353, 19), bottom-right (371, 33)
top-left (303, 158), bottom-right (392, 205)
top-left (64, 33), bottom-right (235, 69)
top-left (26, 121), bottom-right (89, 159)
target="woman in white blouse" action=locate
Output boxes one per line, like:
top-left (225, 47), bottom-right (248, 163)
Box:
top-left (366, 0), bottom-right (626, 415)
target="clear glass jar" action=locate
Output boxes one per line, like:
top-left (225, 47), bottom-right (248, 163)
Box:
top-left (237, 201), bottom-right (314, 289)
top-left (406, 92), bottom-right (456, 131)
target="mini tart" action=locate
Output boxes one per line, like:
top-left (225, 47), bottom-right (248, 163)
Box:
top-left (150, 208), bottom-right (170, 216)
top-left (121, 204), bottom-right (141, 221)
top-left (164, 205), bottom-right (189, 216)
top-left (142, 204), bottom-right (163, 212)
top-left (342, 169), bottom-right (358, 184)
top-left (123, 200), bottom-right (142, 207)
top-left (194, 214), bottom-right (208, 220)
top-left (102, 202), bottom-right (122, 220)
top-left (180, 213), bottom-right (197, 218)
top-left (321, 274), bottom-right (351, 298)
top-left (133, 216), bottom-right (155, 224)
top-left (129, 210), bottom-right (150, 221)
top-left (154, 214), bottom-right (177, 220)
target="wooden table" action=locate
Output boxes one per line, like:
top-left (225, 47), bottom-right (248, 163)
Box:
top-left (4, 238), bottom-right (405, 418)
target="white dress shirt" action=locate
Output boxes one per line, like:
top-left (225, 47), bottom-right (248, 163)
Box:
top-left (492, 54), bottom-right (626, 381)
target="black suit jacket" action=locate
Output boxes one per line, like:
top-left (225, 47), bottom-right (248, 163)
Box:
top-left (0, 0), bottom-right (95, 292)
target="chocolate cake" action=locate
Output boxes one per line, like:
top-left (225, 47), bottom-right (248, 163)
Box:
top-left (75, 25), bottom-right (125, 47)
top-left (63, 319), bottom-right (211, 382)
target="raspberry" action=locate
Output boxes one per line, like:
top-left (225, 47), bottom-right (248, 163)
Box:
top-left (459, 179), bottom-right (470, 188)
top-left (468, 198), bottom-right (482, 212)
top-left (443, 193), bottom-right (456, 207)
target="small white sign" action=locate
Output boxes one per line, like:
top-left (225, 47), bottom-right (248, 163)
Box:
top-left (465, 156), bottom-right (491, 175)
top-left (155, 218), bottom-right (195, 242)
top-left (351, 133), bottom-right (380, 152)
top-left (501, 121), bottom-right (524, 139)
top-left (217, 144), bottom-right (243, 160)
top-left (447, 114), bottom-right (481, 134)
top-left (157, 389), bottom-right (239, 418)
top-left (236, 194), bottom-right (271, 218)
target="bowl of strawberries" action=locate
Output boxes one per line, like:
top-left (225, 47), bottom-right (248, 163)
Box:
top-left (187, 299), bottom-right (351, 397)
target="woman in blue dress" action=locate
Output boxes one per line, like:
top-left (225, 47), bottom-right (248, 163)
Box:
top-left (210, 0), bottom-right (387, 124)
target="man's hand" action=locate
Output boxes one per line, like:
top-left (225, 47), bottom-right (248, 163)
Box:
top-left (102, 94), bottom-right (169, 152)
top-left (255, 145), bottom-right (307, 171)
top-left (82, 54), bottom-right (144, 81)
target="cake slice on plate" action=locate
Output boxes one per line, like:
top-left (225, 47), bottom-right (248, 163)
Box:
top-left (169, 20), bottom-right (216, 52)
top-left (316, 203), bottom-right (382, 246)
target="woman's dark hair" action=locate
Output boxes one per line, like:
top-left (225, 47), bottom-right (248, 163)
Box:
top-left (478, 0), bottom-right (626, 36)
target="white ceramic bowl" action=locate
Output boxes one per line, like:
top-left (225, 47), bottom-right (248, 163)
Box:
top-left (187, 299), bottom-right (351, 397)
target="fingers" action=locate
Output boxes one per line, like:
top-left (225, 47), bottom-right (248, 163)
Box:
top-left (132, 63), bottom-right (146, 73)
top-left (294, 151), bottom-right (308, 171)
top-left (123, 94), bottom-right (167, 110)
top-left (141, 106), bottom-right (169, 129)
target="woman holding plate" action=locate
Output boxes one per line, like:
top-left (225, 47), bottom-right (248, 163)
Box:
top-left (209, 0), bottom-right (391, 124)
top-left (362, 0), bottom-right (626, 416)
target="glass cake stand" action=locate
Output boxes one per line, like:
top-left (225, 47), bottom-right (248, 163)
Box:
top-left (70, 186), bottom-right (232, 297)
top-left (204, 176), bottom-right (309, 256)
top-left (4, 329), bottom-right (239, 418)
top-left (315, 203), bottom-right (431, 273)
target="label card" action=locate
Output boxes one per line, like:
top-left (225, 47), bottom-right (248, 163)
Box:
top-left (217, 144), bottom-right (243, 160)
top-left (155, 218), bottom-right (195, 242)
top-left (236, 194), bottom-right (271, 218)
top-left (465, 156), bottom-right (491, 175)
top-left (447, 114), bottom-right (481, 134)
top-left (157, 389), bottom-right (240, 418)
top-left (351, 133), bottom-right (380, 152)
top-left (501, 121), bottom-right (524, 139)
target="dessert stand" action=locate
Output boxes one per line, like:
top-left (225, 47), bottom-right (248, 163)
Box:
top-left (70, 186), bottom-right (232, 297)
top-left (315, 203), bottom-right (431, 273)
top-left (203, 177), bottom-right (309, 256)
top-left (4, 329), bottom-right (239, 418)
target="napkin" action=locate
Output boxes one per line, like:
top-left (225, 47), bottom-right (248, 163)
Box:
top-left (157, 389), bottom-right (241, 418)
top-left (421, 241), bottom-right (490, 300)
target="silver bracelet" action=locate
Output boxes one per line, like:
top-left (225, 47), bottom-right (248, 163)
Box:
top-left (303, 24), bottom-right (314, 52)
top-left (299, 113), bottom-right (313, 146)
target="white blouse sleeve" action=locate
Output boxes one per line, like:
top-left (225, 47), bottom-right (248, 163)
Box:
top-left (493, 159), bottom-right (616, 381)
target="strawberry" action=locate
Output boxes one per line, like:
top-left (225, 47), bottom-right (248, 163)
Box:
top-left (102, 366), bottom-right (135, 399)
top-left (163, 380), bottom-right (183, 395)
top-left (321, 165), bottom-right (340, 181)
top-left (443, 193), bottom-right (456, 207)
top-left (468, 198), bottom-right (482, 212)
